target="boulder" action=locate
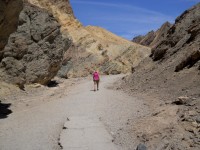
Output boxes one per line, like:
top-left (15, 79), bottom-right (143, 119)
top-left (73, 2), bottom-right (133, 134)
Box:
top-left (172, 96), bottom-right (190, 105)
top-left (136, 143), bottom-right (147, 150)
top-left (0, 2), bottom-right (71, 85)
top-left (110, 70), bottom-right (121, 75)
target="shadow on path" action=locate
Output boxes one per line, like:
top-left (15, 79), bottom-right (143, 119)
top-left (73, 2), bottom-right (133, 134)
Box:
top-left (0, 101), bottom-right (12, 119)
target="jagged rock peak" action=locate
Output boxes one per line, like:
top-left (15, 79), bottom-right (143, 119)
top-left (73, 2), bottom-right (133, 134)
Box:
top-left (132, 22), bottom-right (172, 48)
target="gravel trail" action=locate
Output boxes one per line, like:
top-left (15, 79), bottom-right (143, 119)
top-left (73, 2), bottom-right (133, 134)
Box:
top-left (0, 75), bottom-right (148, 150)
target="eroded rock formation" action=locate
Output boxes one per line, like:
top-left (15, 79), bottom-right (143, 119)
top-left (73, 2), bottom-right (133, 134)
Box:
top-left (0, 2), bottom-right (71, 85)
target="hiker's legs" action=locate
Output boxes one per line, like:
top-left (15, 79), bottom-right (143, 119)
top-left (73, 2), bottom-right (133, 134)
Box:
top-left (97, 80), bottom-right (99, 90)
top-left (94, 81), bottom-right (96, 91)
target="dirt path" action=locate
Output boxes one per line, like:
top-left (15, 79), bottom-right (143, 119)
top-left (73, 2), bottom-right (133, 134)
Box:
top-left (0, 75), bottom-right (149, 150)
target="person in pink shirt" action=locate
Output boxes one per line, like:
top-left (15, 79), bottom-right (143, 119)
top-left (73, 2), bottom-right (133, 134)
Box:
top-left (93, 71), bottom-right (100, 91)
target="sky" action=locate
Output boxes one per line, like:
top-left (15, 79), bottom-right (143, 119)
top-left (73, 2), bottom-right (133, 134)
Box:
top-left (70, 0), bottom-right (199, 40)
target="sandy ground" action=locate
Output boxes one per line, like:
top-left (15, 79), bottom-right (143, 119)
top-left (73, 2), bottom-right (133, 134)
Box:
top-left (0, 75), bottom-right (149, 150)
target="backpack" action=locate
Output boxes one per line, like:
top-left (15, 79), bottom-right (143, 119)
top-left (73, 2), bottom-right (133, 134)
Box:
top-left (93, 72), bottom-right (99, 80)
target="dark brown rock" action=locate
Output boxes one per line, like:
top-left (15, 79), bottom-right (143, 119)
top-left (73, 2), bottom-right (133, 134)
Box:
top-left (175, 50), bottom-right (200, 72)
top-left (151, 4), bottom-right (200, 61)
top-left (0, 2), bottom-right (71, 85)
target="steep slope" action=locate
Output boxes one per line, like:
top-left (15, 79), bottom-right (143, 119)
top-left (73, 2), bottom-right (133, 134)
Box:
top-left (132, 22), bottom-right (172, 49)
top-left (28, 0), bottom-right (150, 78)
top-left (120, 3), bottom-right (200, 150)
top-left (0, 1), bottom-right (71, 86)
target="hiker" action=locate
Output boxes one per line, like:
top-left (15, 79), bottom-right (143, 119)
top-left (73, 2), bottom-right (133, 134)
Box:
top-left (93, 71), bottom-right (100, 91)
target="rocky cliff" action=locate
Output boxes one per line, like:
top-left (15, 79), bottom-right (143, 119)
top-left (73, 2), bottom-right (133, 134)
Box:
top-left (132, 22), bottom-right (172, 49)
top-left (121, 3), bottom-right (200, 149)
top-left (28, 0), bottom-right (150, 78)
top-left (0, 1), bottom-right (71, 86)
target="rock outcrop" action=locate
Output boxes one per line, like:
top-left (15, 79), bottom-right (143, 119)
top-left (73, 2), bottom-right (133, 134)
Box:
top-left (150, 22), bottom-right (172, 49)
top-left (132, 30), bottom-right (156, 47)
top-left (132, 22), bottom-right (172, 49)
top-left (151, 5), bottom-right (200, 62)
top-left (0, 2), bottom-right (71, 85)
top-left (28, 0), bottom-right (150, 78)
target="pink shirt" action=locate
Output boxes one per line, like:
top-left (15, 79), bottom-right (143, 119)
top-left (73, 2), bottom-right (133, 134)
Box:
top-left (93, 72), bottom-right (99, 80)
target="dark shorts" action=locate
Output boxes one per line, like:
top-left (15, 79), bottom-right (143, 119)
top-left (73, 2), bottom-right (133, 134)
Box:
top-left (93, 80), bottom-right (99, 84)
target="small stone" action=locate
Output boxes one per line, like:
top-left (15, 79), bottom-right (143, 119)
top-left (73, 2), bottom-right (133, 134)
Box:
top-left (189, 142), bottom-right (195, 147)
top-left (152, 112), bottom-right (160, 116)
top-left (185, 126), bottom-right (195, 133)
top-left (188, 111), bottom-right (196, 116)
top-left (172, 96), bottom-right (190, 105)
top-left (154, 134), bottom-right (159, 138)
top-left (136, 143), bottom-right (147, 150)
top-left (192, 122), bottom-right (198, 128)
top-left (196, 116), bottom-right (200, 123)
top-left (30, 83), bottom-right (42, 88)
top-left (178, 96), bottom-right (190, 101)
top-left (50, 94), bottom-right (55, 97)
top-left (63, 126), bottom-right (67, 130)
